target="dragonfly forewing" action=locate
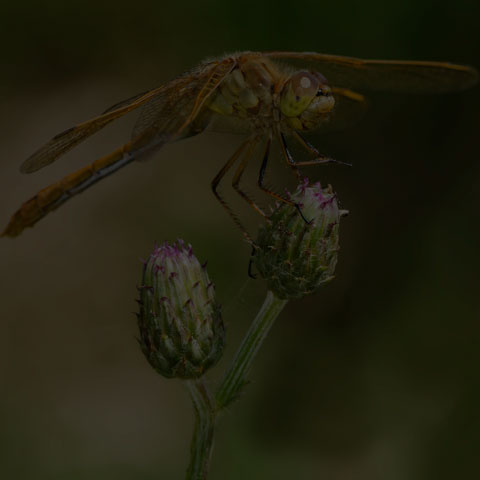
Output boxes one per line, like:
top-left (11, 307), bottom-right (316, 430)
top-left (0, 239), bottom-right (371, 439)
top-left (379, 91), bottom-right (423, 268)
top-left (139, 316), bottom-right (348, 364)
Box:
top-left (264, 51), bottom-right (479, 93)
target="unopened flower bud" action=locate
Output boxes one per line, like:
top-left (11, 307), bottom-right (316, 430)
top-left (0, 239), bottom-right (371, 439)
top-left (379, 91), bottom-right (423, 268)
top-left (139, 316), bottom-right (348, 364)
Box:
top-left (253, 179), bottom-right (348, 300)
top-left (137, 240), bottom-right (225, 379)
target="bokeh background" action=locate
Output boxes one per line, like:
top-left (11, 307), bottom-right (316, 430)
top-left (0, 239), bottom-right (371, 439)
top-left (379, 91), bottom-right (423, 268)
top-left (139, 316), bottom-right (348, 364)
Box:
top-left (1, 1), bottom-right (479, 479)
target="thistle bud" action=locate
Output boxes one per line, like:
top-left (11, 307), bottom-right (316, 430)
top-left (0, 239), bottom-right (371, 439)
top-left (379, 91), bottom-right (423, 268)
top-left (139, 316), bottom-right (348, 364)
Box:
top-left (137, 240), bottom-right (225, 379)
top-left (253, 179), bottom-right (348, 300)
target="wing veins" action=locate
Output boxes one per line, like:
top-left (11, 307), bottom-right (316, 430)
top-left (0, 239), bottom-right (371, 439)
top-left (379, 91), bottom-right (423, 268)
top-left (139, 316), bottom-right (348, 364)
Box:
top-left (263, 51), bottom-right (478, 93)
top-left (20, 58), bottom-right (236, 174)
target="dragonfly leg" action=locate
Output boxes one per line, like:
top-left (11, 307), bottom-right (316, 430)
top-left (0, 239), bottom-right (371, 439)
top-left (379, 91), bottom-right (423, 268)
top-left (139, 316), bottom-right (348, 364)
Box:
top-left (257, 134), bottom-right (301, 209)
top-left (278, 131), bottom-right (303, 180)
top-left (291, 131), bottom-right (352, 167)
top-left (232, 138), bottom-right (266, 218)
top-left (211, 136), bottom-right (257, 242)
top-left (257, 136), bottom-right (312, 224)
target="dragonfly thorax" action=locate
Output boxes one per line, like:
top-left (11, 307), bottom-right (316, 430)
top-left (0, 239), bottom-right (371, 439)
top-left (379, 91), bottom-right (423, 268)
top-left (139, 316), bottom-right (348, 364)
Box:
top-left (206, 61), bottom-right (335, 134)
top-left (206, 59), bottom-right (276, 128)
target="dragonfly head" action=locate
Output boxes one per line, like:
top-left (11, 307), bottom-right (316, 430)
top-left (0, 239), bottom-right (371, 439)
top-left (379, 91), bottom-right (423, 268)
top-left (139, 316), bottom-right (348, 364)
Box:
top-left (279, 71), bottom-right (335, 121)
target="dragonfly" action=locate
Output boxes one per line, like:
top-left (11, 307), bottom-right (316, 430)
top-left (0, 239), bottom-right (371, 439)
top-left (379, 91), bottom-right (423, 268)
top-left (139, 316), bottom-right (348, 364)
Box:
top-left (2, 51), bottom-right (477, 238)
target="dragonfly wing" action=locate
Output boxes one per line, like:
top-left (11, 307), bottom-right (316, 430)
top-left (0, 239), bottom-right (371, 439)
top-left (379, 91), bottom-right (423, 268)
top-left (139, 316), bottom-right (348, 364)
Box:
top-left (101, 90), bottom-right (152, 114)
top-left (20, 85), bottom-right (173, 174)
top-left (264, 51), bottom-right (478, 93)
top-left (20, 57), bottom-right (236, 174)
top-left (131, 58), bottom-right (236, 140)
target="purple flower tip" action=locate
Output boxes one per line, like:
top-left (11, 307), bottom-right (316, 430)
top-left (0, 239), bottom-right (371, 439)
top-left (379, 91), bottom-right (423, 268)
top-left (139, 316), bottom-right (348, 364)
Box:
top-left (313, 190), bottom-right (325, 202)
top-left (320, 194), bottom-right (336, 209)
top-left (153, 264), bottom-right (166, 273)
top-left (299, 177), bottom-right (309, 193)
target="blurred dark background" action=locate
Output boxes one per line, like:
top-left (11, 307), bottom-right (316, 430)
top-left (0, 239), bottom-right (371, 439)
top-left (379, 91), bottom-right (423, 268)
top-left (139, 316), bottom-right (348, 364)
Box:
top-left (1, 1), bottom-right (479, 479)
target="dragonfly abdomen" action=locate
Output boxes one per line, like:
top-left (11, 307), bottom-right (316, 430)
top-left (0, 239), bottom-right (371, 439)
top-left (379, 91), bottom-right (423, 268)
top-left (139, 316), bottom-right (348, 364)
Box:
top-left (1, 146), bottom-right (134, 237)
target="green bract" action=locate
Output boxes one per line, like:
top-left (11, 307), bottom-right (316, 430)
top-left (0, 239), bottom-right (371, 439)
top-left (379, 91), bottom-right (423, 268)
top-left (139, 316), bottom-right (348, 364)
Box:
top-left (254, 179), bottom-right (348, 300)
top-left (137, 240), bottom-right (225, 379)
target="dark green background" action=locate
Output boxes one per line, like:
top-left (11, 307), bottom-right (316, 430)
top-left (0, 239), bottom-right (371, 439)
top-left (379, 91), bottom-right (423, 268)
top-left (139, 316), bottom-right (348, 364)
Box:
top-left (1, 1), bottom-right (479, 478)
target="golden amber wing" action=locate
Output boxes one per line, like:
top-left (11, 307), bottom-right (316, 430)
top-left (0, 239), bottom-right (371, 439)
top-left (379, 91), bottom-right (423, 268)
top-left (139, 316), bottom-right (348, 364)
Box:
top-left (20, 86), bottom-right (173, 173)
top-left (130, 58), bottom-right (236, 140)
top-left (20, 57), bottom-right (236, 174)
top-left (264, 51), bottom-right (478, 93)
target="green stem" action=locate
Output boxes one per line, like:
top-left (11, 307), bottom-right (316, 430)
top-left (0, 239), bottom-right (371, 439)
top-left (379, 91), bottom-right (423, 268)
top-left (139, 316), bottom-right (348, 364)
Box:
top-left (185, 379), bottom-right (216, 480)
top-left (185, 291), bottom-right (287, 479)
top-left (216, 290), bottom-right (288, 409)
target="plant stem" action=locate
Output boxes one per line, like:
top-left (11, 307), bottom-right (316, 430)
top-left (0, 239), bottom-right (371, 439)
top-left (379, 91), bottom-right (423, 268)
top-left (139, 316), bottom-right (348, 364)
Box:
top-left (216, 290), bottom-right (288, 409)
top-left (185, 379), bottom-right (216, 480)
top-left (185, 291), bottom-right (287, 479)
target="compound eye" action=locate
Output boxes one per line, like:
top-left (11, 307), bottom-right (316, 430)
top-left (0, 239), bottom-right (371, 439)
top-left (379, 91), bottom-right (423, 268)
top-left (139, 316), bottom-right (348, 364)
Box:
top-left (290, 72), bottom-right (319, 99)
top-left (280, 71), bottom-right (320, 117)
